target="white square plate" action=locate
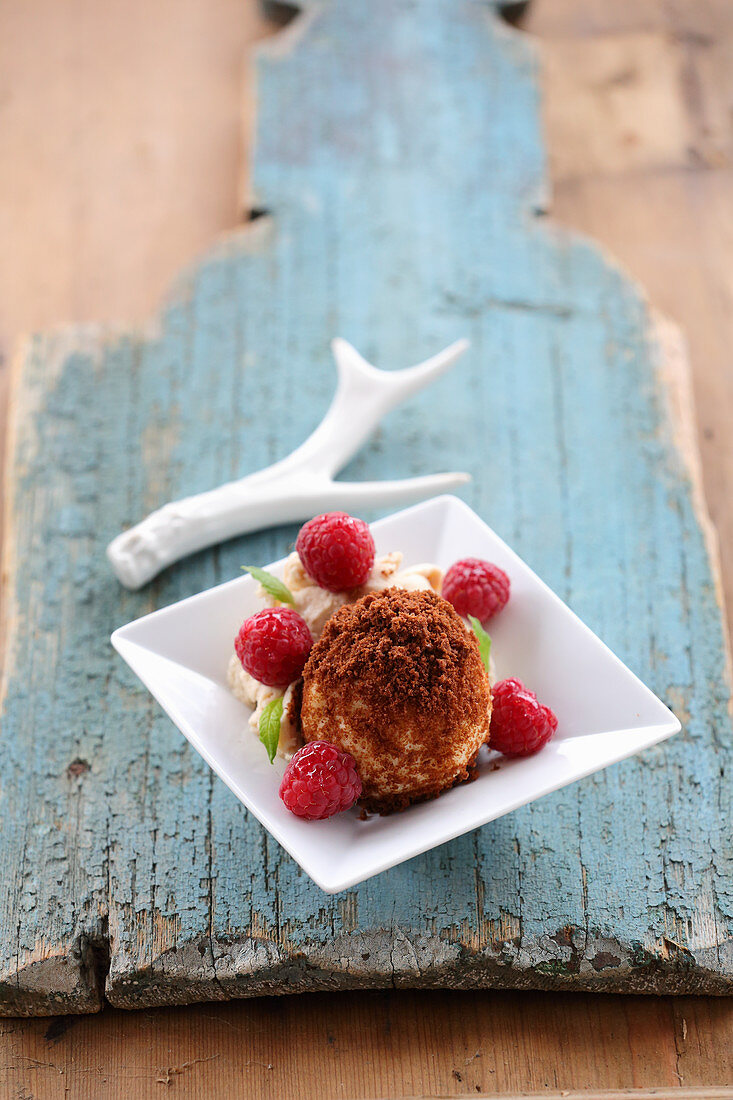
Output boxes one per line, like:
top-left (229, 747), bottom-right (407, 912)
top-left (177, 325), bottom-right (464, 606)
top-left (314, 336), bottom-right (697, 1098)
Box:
top-left (111, 496), bottom-right (680, 893)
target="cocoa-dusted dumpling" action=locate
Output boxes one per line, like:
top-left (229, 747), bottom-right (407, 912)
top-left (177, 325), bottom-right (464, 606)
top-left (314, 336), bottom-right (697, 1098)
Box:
top-left (298, 588), bottom-right (491, 813)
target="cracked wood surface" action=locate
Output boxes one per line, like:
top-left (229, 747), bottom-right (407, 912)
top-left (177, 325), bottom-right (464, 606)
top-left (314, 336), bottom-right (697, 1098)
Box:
top-left (1, 0), bottom-right (732, 1015)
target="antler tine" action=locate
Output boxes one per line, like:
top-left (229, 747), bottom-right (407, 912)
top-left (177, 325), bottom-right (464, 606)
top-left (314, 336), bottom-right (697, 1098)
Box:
top-left (286, 337), bottom-right (471, 480)
top-left (331, 336), bottom-right (470, 406)
top-left (387, 337), bottom-right (471, 398)
top-left (318, 471), bottom-right (471, 509)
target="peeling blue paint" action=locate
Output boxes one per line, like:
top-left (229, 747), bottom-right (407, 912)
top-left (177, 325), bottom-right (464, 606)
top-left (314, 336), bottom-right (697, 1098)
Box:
top-left (1, 0), bottom-right (731, 1012)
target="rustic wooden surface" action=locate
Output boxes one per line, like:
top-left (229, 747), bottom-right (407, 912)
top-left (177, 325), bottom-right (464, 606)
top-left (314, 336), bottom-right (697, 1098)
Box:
top-left (1, 0), bottom-right (733, 1094)
top-left (3, 0), bottom-right (731, 1011)
top-left (0, 991), bottom-right (732, 1099)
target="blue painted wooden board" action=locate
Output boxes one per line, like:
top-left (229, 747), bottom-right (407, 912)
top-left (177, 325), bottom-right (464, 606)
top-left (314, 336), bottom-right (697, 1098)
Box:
top-left (1, 0), bottom-right (731, 1013)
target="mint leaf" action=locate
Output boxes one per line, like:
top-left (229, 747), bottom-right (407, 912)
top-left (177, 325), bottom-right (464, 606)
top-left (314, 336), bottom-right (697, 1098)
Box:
top-left (242, 566), bottom-right (295, 606)
top-left (259, 696), bottom-right (284, 764)
top-left (468, 615), bottom-right (491, 675)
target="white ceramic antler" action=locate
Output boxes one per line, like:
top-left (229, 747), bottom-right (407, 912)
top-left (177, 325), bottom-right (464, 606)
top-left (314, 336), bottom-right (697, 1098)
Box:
top-left (107, 337), bottom-right (471, 589)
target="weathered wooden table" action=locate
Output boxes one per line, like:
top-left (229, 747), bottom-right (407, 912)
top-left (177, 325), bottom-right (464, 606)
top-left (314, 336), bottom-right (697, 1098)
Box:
top-left (2, 0), bottom-right (731, 1017)
top-left (1, 0), bottom-right (730, 1091)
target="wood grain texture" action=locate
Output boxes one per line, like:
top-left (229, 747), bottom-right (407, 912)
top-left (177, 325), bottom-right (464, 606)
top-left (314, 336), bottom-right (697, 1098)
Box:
top-left (3, 0), bottom-right (733, 1093)
top-left (1, 0), bottom-right (732, 1016)
top-left (0, 0), bottom-right (276, 359)
top-left (1, 991), bottom-right (732, 1098)
top-left (1, 994), bottom-right (730, 1095)
top-left (534, 0), bottom-right (733, 652)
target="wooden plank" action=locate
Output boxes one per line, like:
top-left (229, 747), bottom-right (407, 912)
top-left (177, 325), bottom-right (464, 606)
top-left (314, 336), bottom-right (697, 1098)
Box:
top-left (533, 0), bottom-right (733, 645)
top-left (2, 0), bottom-right (732, 1016)
top-left (549, 169), bottom-right (733, 648)
top-left (0, 0), bottom-right (274, 361)
top-left (524, 0), bottom-right (733, 730)
top-left (0, 992), bottom-right (732, 1098)
top-left (1, 0), bottom-right (730, 1091)
top-left (1, 0), bottom-right (733, 1093)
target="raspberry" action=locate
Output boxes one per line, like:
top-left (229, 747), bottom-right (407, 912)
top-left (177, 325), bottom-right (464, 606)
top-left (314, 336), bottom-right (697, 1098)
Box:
top-left (279, 741), bottom-right (362, 820)
top-left (442, 558), bottom-right (510, 622)
top-left (490, 678), bottom-right (558, 757)
top-left (235, 607), bottom-right (312, 688)
top-left (296, 512), bottom-right (375, 592)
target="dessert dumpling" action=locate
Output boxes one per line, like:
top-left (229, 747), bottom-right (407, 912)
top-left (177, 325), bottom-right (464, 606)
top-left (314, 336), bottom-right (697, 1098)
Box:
top-left (299, 588), bottom-right (492, 813)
